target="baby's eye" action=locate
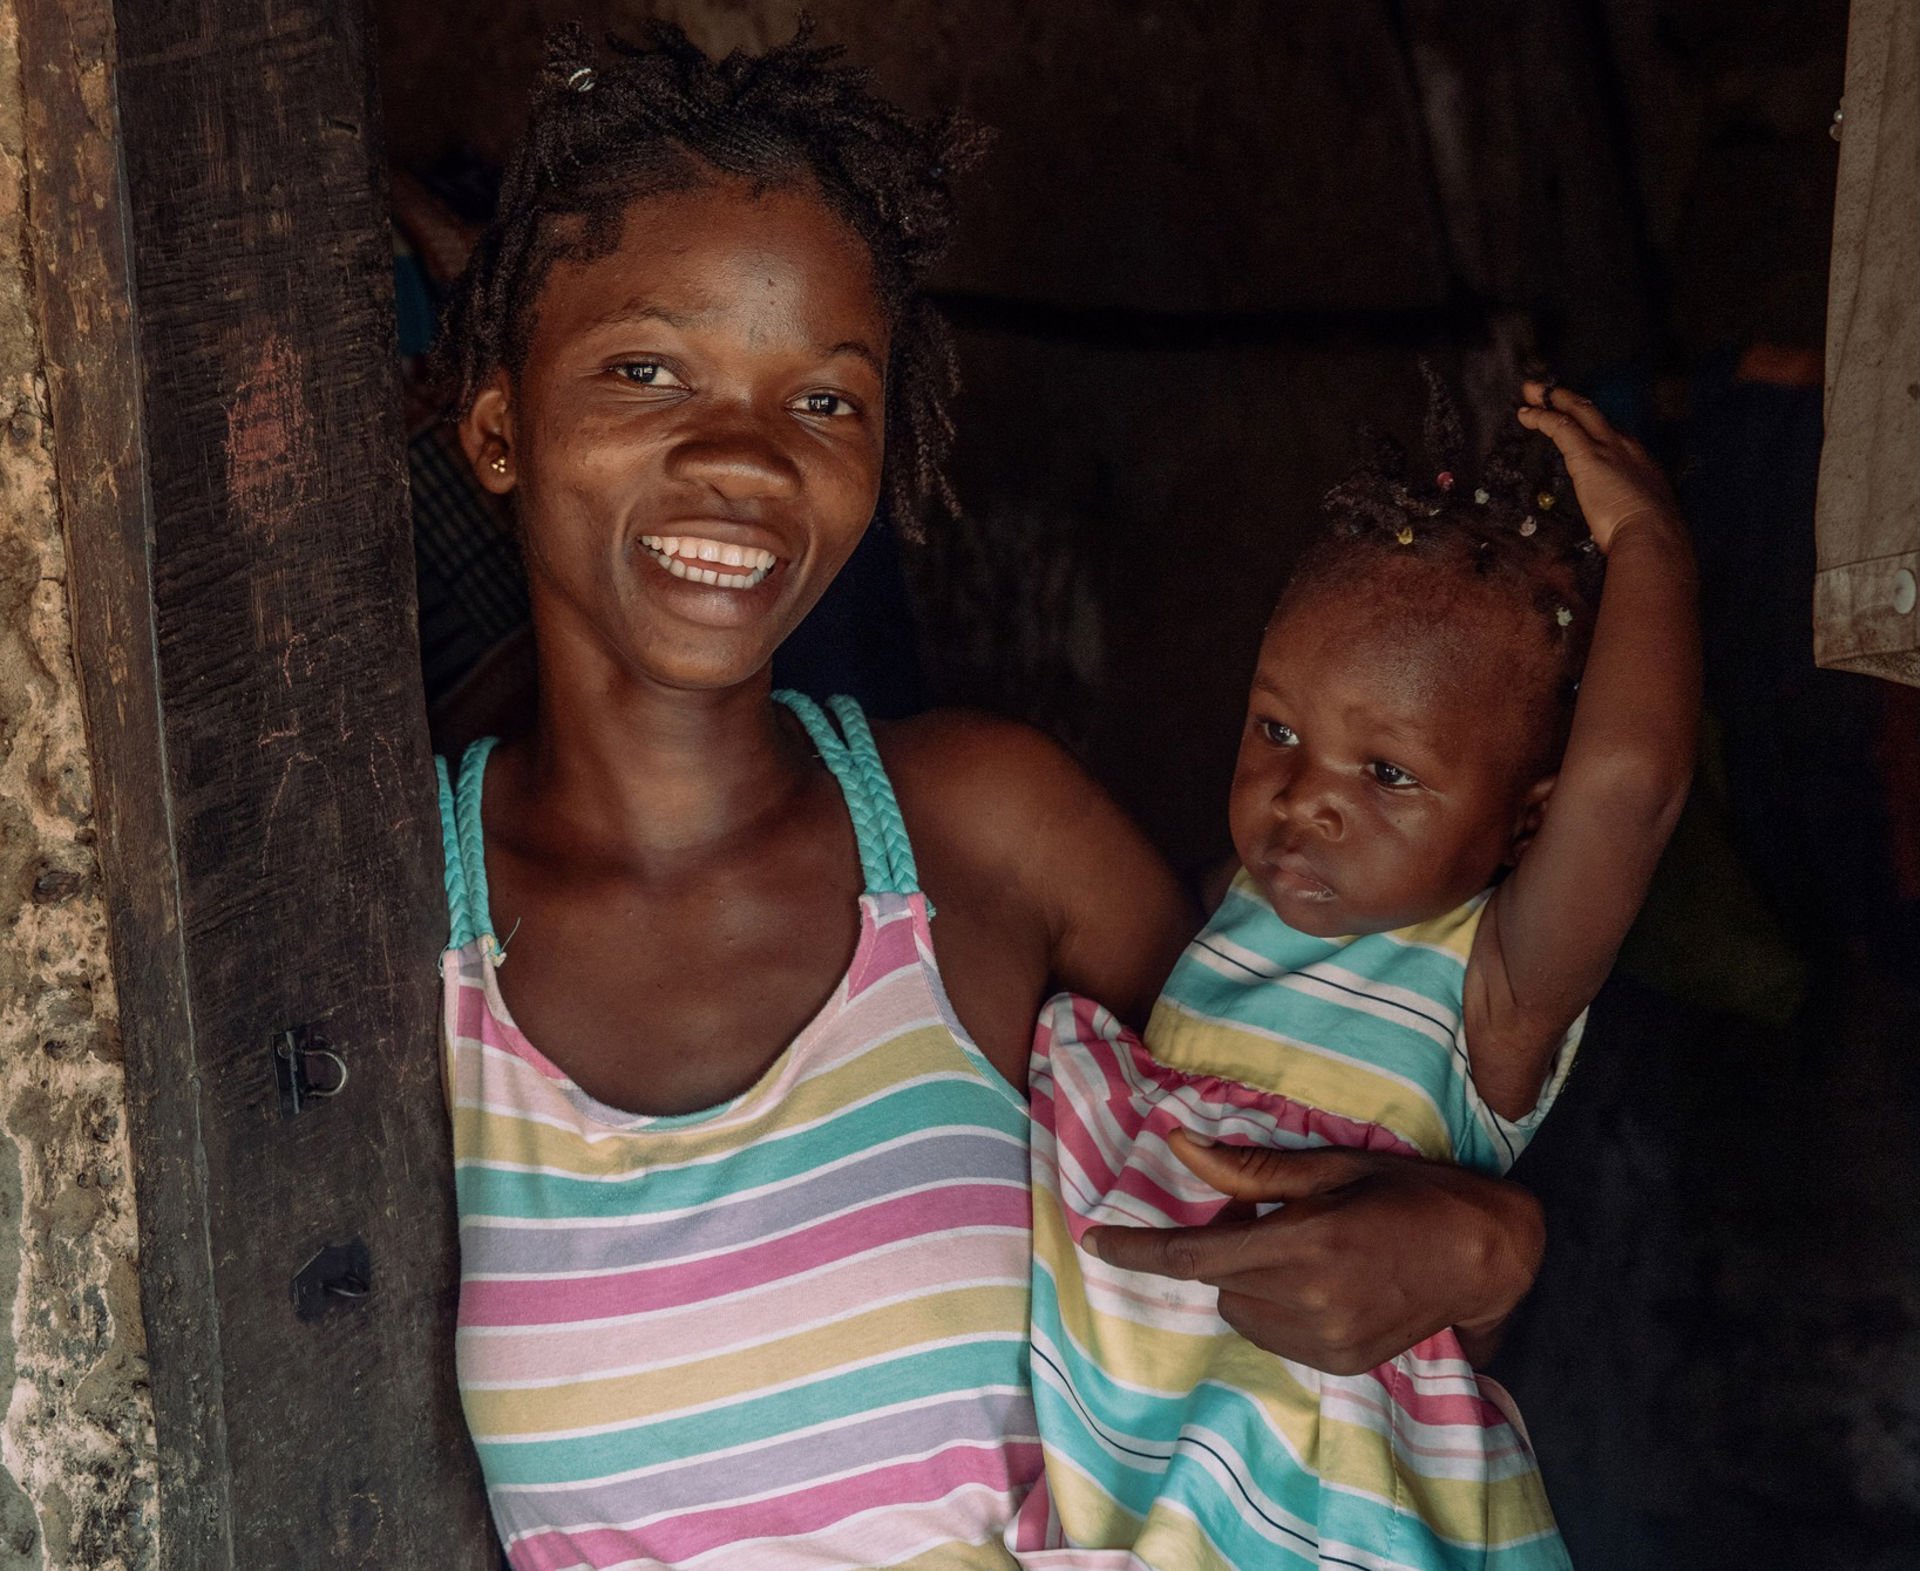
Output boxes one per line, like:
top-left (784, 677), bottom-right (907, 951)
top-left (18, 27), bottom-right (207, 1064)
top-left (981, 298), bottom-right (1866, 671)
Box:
top-left (1258, 720), bottom-right (1298, 747)
top-left (612, 361), bottom-right (685, 388)
top-left (792, 390), bottom-right (857, 417)
top-left (1369, 760), bottom-right (1420, 789)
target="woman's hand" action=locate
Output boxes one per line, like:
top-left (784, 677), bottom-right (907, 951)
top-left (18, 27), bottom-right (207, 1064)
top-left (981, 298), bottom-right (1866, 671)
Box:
top-left (1082, 1132), bottom-right (1544, 1376)
top-left (1516, 380), bottom-right (1681, 554)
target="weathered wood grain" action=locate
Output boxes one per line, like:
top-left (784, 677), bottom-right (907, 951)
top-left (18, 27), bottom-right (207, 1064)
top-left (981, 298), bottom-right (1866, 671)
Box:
top-left (17, 0), bottom-right (235, 1561)
top-left (21, 0), bottom-right (492, 1563)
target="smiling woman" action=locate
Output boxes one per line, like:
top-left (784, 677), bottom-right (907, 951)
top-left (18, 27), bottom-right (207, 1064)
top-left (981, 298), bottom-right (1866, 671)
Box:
top-left (459, 183), bottom-right (890, 698)
top-left (419, 20), bottom-right (1552, 1571)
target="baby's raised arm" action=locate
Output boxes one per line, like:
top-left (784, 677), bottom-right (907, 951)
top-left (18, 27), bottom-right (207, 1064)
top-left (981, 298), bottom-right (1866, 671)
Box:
top-left (1465, 383), bottom-right (1701, 1119)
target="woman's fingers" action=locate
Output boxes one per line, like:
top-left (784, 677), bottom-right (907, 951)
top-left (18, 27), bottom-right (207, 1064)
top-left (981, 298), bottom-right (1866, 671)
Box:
top-left (1167, 1131), bottom-right (1377, 1201)
top-left (1082, 1216), bottom-right (1261, 1282)
top-left (1087, 1203), bottom-right (1433, 1374)
top-left (1089, 1151), bottom-right (1542, 1373)
top-left (1086, 1144), bottom-right (1384, 1279)
top-left (1215, 1287), bottom-right (1384, 1377)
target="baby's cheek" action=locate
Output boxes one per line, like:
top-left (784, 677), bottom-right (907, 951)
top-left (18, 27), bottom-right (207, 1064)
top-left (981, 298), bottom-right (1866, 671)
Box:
top-left (1224, 771), bottom-right (1266, 867)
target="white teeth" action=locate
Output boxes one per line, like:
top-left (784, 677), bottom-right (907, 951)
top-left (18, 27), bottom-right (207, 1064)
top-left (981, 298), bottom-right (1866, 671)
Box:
top-left (639, 534), bottom-right (777, 590)
top-left (651, 550), bottom-right (772, 591)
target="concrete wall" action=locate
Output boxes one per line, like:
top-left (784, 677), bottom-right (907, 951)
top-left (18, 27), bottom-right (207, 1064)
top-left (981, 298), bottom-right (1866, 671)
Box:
top-left (0, 3), bottom-right (158, 1566)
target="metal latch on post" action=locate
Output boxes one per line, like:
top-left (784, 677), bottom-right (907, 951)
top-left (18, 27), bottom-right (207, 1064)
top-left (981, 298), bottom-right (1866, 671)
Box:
top-left (270, 1025), bottom-right (349, 1118)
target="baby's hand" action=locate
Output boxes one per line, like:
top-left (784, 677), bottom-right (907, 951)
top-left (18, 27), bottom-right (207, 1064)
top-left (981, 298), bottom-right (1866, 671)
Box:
top-left (1517, 382), bottom-right (1680, 554)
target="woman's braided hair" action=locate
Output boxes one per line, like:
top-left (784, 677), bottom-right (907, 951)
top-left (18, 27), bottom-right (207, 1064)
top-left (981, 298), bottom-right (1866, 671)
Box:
top-left (1290, 365), bottom-right (1607, 767)
top-left (435, 18), bottom-right (990, 538)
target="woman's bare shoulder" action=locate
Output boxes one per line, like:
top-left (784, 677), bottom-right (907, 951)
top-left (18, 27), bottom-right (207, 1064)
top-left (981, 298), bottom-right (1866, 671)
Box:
top-left (877, 708), bottom-right (1090, 826)
top-left (875, 708), bottom-right (1141, 891)
top-left (877, 708), bottom-right (1195, 1026)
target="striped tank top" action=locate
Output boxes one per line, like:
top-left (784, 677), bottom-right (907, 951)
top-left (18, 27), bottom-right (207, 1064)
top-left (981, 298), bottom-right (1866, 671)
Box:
top-left (437, 693), bottom-right (1040, 1570)
top-left (1015, 872), bottom-right (1580, 1570)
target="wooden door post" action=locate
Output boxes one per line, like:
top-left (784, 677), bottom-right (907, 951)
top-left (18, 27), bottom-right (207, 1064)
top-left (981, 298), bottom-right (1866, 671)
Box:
top-left (18, 0), bottom-right (492, 1563)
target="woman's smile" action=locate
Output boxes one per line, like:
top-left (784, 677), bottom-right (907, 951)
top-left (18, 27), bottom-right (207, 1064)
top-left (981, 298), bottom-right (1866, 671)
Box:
top-left (637, 534), bottom-right (780, 589)
top-left (626, 529), bottom-right (790, 627)
top-left (620, 522), bottom-right (796, 631)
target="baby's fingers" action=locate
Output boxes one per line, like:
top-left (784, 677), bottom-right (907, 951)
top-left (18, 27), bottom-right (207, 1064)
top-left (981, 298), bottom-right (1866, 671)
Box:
top-left (1521, 380), bottom-right (1614, 442)
top-left (1515, 401), bottom-right (1597, 461)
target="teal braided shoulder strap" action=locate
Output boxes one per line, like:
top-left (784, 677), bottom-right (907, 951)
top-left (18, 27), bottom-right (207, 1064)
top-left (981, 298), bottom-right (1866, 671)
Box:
top-left (441, 707), bottom-right (920, 949)
top-left (434, 755), bottom-right (474, 950)
top-left (448, 736), bottom-right (502, 956)
top-left (774, 691), bottom-right (923, 900)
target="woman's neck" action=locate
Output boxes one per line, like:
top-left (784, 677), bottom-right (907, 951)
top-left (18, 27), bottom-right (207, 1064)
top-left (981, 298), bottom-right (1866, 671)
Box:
top-left (512, 620), bottom-right (814, 864)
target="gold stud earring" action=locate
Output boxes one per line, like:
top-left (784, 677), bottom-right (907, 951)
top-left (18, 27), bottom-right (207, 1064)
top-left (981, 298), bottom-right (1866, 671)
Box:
top-left (489, 454), bottom-right (509, 475)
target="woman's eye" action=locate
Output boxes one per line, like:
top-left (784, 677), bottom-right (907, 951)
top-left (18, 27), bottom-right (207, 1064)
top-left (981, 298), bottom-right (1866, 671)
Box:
top-left (612, 361), bottom-right (684, 388)
top-left (1370, 761), bottom-right (1419, 789)
top-left (793, 391), bottom-right (856, 417)
top-left (1258, 720), bottom-right (1298, 747)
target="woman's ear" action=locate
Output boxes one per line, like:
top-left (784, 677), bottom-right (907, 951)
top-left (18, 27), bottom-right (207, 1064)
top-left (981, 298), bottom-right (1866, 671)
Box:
top-left (1505, 774), bottom-right (1558, 867)
top-left (458, 368), bottom-right (517, 495)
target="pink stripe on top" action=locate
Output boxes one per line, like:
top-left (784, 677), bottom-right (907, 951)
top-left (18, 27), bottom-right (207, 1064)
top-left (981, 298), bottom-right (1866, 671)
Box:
top-left (439, 699), bottom-right (1041, 1570)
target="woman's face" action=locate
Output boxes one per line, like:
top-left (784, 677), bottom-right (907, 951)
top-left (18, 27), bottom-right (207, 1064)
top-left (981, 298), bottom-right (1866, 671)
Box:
top-left (465, 177), bottom-right (890, 692)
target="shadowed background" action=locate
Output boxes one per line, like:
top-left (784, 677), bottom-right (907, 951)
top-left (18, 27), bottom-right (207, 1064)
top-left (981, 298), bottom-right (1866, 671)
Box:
top-left (375, 4), bottom-right (1918, 1565)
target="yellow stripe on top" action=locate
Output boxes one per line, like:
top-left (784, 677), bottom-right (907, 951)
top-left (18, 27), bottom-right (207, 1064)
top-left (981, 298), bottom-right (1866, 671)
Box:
top-left (1145, 997), bottom-right (1460, 1161)
top-left (1013, 869), bottom-right (1581, 1569)
top-left (440, 696), bottom-right (1044, 1571)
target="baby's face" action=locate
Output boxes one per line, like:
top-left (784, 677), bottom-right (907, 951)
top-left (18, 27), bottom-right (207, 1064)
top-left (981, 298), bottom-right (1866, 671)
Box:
top-left (1228, 572), bottom-right (1550, 938)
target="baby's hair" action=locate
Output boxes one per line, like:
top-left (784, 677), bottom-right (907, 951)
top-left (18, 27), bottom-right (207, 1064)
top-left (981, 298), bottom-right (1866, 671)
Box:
top-left (435, 18), bottom-right (990, 538)
top-left (1288, 366), bottom-right (1607, 770)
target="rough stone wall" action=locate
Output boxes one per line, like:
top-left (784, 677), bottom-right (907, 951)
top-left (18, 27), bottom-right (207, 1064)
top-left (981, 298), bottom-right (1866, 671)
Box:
top-left (0, 2), bottom-right (159, 1566)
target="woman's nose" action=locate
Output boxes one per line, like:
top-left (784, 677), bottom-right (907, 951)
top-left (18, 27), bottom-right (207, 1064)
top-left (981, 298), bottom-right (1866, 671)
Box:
top-left (667, 410), bottom-right (802, 503)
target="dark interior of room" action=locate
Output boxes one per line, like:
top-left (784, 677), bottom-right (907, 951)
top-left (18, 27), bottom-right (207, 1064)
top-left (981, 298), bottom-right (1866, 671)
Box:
top-left (374, 3), bottom-right (1917, 1563)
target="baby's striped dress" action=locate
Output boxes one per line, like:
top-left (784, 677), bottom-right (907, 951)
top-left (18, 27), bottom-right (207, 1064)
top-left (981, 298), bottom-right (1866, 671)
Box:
top-left (1013, 872), bottom-right (1580, 1570)
top-left (439, 694), bottom-right (1041, 1570)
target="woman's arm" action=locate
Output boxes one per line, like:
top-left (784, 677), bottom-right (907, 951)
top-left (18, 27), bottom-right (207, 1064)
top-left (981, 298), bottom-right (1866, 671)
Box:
top-left (882, 710), bottom-right (1197, 1084)
top-left (1085, 1135), bottom-right (1544, 1374)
